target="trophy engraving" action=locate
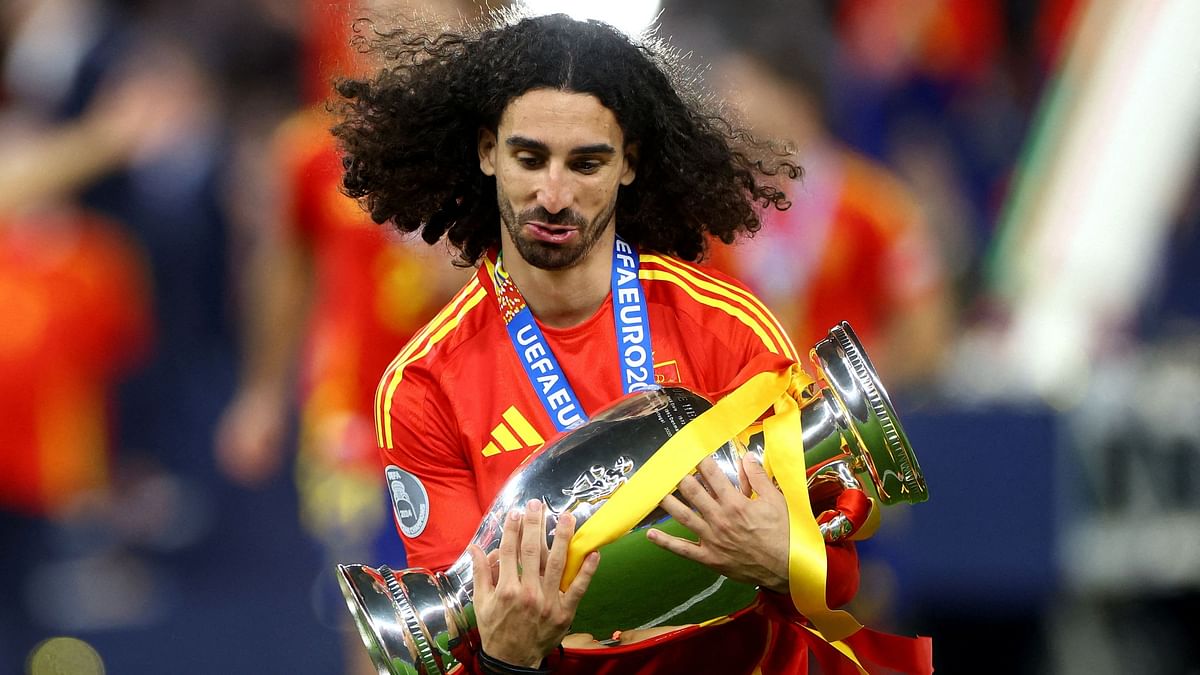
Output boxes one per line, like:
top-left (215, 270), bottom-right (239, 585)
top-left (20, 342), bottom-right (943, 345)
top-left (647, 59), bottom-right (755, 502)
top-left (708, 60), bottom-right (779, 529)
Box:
top-left (549, 456), bottom-right (636, 515)
top-left (337, 322), bottom-right (928, 675)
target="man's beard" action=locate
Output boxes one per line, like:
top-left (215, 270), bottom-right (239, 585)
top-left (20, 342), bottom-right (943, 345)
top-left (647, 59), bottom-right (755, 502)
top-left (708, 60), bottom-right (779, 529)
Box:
top-left (497, 187), bottom-right (618, 271)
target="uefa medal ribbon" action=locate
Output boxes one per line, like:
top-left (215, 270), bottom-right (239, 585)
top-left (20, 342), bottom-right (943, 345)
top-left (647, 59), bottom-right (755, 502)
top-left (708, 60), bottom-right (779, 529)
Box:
top-left (486, 236), bottom-right (654, 432)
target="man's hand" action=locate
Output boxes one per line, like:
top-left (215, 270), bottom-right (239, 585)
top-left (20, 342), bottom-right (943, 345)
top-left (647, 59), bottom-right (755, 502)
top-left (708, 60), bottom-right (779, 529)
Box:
top-left (468, 500), bottom-right (600, 668)
top-left (214, 386), bottom-right (287, 486)
top-left (646, 455), bottom-right (790, 593)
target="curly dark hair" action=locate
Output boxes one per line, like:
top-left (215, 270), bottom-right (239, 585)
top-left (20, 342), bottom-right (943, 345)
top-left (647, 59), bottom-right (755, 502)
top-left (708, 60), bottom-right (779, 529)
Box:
top-left (333, 12), bottom-right (800, 266)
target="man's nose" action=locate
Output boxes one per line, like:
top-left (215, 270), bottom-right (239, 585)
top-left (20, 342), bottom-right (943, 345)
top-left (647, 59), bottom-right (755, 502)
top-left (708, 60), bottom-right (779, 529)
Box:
top-left (536, 165), bottom-right (574, 214)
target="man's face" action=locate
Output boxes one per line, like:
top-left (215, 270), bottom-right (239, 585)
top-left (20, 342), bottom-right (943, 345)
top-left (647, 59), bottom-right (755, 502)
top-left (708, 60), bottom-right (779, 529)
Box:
top-left (479, 88), bottom-right (637, 271)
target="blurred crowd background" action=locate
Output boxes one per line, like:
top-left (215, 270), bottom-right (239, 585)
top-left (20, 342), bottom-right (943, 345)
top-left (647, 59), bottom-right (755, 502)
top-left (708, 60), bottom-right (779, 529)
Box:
top-left (2, 0), bottom-right (1198, 673)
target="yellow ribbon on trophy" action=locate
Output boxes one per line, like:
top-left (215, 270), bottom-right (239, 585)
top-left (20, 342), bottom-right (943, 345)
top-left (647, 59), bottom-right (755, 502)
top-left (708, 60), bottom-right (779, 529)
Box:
top-left (562, 363), bottom-right (868, 666)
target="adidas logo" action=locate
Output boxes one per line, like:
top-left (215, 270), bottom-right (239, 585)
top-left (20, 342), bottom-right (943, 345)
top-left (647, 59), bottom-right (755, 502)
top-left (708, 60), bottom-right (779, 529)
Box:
top-left (481, 406), bottom-right (545, 457)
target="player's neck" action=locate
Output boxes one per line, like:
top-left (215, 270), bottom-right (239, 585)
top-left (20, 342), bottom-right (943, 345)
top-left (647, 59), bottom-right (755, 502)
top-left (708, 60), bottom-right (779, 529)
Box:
top-left (500, 228), bottom-right (615, 329)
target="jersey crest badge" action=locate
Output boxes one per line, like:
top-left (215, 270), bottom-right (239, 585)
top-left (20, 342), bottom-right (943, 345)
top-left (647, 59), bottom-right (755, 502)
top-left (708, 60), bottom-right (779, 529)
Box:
top-left (654, 359), bottom-right (681, 384)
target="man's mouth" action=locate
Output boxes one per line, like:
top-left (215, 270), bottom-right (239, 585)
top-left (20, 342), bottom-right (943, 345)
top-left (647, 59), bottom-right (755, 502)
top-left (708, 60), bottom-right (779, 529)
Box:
top-left (525, 221), bottom-right (578, 244)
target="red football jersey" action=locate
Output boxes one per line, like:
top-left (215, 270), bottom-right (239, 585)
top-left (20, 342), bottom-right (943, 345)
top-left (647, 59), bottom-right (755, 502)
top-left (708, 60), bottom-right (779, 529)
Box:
top-left (375, 252), bottom-right (802, 568)
top-left (0, 210), bottom-right (151, 515)
top-left (372, 251), bottom-right (864, 674)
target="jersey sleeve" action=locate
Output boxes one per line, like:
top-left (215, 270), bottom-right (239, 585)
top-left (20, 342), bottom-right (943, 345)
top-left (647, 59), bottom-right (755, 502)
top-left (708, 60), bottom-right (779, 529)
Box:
top-left (378, 365), bottom-right (483, 571)
top-left (714, 272), bottom-right (801, 368)
top-left (642, 255), bottom-right (802, 396)
top-left (701, 284), bottom-right (801, 394)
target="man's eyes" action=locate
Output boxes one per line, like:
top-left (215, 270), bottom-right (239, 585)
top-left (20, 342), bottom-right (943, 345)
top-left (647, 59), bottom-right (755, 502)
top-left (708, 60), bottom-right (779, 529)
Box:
top-left (513, 155), bottom-right (603, 173)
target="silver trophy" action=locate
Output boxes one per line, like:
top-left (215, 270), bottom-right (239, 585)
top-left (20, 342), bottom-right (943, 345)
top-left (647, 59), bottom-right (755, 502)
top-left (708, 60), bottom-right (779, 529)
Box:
top-left (337, 322), bottom-right (927, 674)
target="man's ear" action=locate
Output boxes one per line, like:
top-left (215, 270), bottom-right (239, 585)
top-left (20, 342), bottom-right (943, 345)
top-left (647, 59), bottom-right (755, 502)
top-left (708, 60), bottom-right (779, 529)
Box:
top-left (621, 142), bottom-right (638, 186)
top-left (479, 128), bottom-right (498, 176)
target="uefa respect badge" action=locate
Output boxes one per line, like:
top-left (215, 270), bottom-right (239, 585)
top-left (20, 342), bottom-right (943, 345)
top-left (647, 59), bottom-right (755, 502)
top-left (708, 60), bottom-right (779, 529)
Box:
top-left (385, 465), bottom-right (429, 538)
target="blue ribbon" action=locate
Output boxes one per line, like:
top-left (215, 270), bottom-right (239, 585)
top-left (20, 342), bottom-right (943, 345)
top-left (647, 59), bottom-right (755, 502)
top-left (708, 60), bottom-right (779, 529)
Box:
top-left (497, 236), bottom-right (656, 432)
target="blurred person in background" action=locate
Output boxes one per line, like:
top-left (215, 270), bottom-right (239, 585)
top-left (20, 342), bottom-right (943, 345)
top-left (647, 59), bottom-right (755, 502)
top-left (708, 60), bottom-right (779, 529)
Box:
top-left (0, 0), bottom-right (175, 665)
top-left (3, 0), bottom-right (243, 548)
top-left (662, 0), bottom-right (955, 390)
top-left (215, 1), bottom-right (472, 671)
top-left (3, 0), bottom-right (313, 670)
top-left (0, 199), bottom-right (153, 672)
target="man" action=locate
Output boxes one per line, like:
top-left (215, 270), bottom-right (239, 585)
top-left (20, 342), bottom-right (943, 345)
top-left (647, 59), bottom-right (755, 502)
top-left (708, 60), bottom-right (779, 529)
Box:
top-left (334, 13), bottom-right (925, 674)
top-left (215, 102), bottom-right (465, 674)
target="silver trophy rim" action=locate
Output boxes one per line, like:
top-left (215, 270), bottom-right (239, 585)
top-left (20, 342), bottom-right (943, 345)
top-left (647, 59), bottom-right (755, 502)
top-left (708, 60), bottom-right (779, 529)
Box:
top-left (823, 321), bottom-right (927, 502)
top-left (336, 564), bottom-right (396, 674)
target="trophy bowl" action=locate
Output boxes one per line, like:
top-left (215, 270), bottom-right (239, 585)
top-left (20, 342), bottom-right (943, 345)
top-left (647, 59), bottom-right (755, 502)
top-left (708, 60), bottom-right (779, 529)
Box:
top-left (337, 322), bottom-right (927, 674)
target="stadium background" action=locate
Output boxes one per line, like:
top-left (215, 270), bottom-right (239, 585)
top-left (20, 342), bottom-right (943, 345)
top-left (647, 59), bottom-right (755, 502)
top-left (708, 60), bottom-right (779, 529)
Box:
top-left (2, 0), bottom-right (1198, 673)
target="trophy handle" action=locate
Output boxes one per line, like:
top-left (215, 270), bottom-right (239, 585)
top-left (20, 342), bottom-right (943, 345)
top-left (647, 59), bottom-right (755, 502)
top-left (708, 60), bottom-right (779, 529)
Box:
top-left (812, 460), bottom-right (862, 542)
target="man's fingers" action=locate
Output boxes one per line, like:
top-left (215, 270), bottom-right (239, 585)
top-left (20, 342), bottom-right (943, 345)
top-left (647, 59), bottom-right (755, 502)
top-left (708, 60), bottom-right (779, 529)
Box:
top-left (497, 508), bottom-right (523, 587)
top-left (562, 551), bottom-right (600, 610)
top-left (646, 528), bottom-right (707, 565)
top-left (562, 633), bottom-right (601, 649)
top-left (468, 544), bottom-right (494, 596)
top-left (659, 493), bottom-right (713, 540)
top-left (736, 457), bottom-right (752, 498)
top-left (543, 512), bottom-right (575, 590)
top-left (484, 549), bottom-right (501, 585)
top-left (676, 473), bottom-right (720, 521)
top-left (697, 457), bottom-right (739, 501)
top-left (519, 500), bottom-right (545, 587)
top-left (742, 454), bottom-right (782, 502)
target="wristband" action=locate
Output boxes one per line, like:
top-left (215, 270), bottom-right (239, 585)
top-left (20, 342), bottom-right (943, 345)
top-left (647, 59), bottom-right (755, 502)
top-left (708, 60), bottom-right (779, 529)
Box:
top-left (478, 649), bottom-right (551, 675)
